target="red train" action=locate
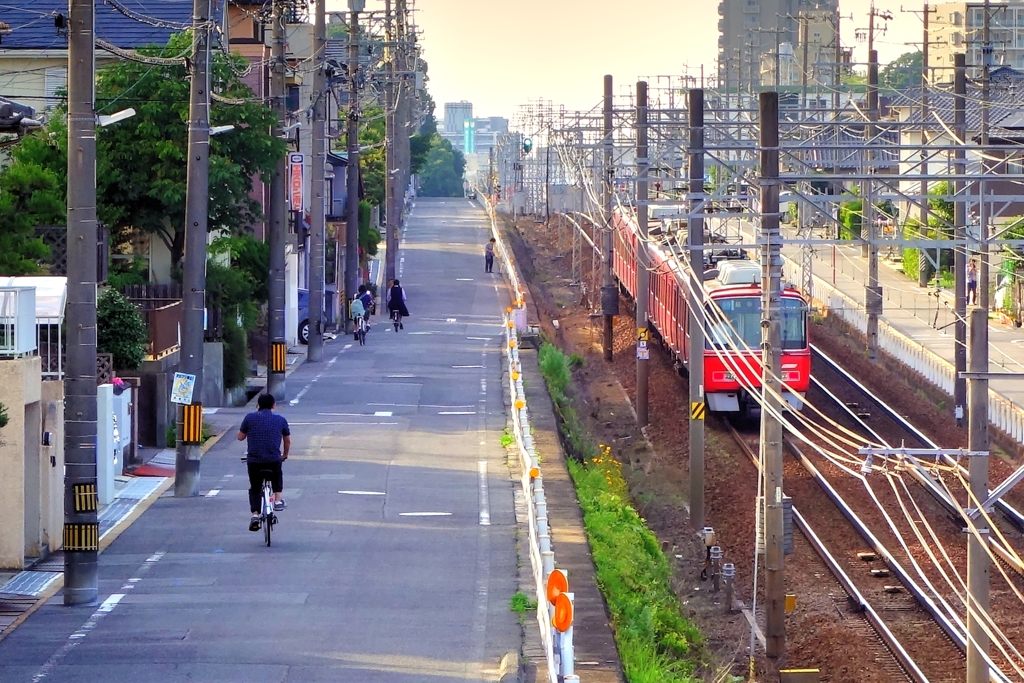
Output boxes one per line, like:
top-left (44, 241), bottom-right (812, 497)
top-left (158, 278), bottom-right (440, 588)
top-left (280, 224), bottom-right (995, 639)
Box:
top-left (612, 209), bottom-right (810, 415)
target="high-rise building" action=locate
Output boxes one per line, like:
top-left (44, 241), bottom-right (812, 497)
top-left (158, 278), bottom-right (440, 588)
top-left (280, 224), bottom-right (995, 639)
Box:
top-left (928, 2), bottom-right (1024, 81)
top-left (718, 0), bottom-right (838, 91)
top-left (443, 101), bottom-right (473, 135)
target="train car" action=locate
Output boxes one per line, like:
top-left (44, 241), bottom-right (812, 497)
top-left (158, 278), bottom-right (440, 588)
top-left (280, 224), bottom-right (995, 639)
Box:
top-left (612, 208), bottom-right (810, 415)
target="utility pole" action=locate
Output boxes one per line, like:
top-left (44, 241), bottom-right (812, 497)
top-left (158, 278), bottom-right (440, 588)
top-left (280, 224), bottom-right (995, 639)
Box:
top-left (635, 81), bottom-right (650, 427)
top-left (954, 52), bottom-right (967, 424)
top-left (307, 0), bottom-right (326, 361)
top-left (865, 46), bottom-right (881, 362)
top-left (800, 13), bottom-right (809, 110)
top-left (688, 88), bottom-right (706, 531)
top-left (384, 0), bottom-right (397, 283)
top-left (344, 0), bottom-right (362, 334)
top-left (64, 0), bottom-right (99, 605)
top-left (544, 127), bottom-right (551, 220)
top-left (759, 90), bottom-right (786, 660)
top-left (395, 0), bottom-right (410, 247)
top-left (175, 0), bottom-right (212, 498)
top-left (919, 2), bottom-right (931, 288)
top-left (267, 0), bottom-right (287, 397)
top-left (601, 75), bottom-right (616, 363)
top-left (966, 310), bottom-right (991, 683)
top-left (979, 0), bottom-right (991, 310)
top-left (833, 11), bottom-right (841, 114)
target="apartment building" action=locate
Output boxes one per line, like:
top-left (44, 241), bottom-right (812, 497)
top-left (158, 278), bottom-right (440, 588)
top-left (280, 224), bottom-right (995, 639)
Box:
top-left (929, 1), bottom-right (1024, 80)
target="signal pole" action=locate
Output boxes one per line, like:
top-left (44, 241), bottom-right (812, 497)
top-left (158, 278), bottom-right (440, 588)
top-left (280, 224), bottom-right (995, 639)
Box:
top-left (344, 1), bottom-right (362, 335)
top-left (919, 2), bottom-right (931, 288)
top-left (64, 0), bottom-right (99, 605)
top-left (759, 91), bottom-right (786, 659)
top-left (635, 81), bottom-right (650, 427)
top-left (953, 52), bottom-right (967, 423)
top-left (601, 75), bottom-right (616, 363)
top-left (688, 88), bottom-right (706, 531)
top-left (865, 47), bottom-right (881, 362)
top-left (267, 0), bottom-right (287, 397)
top-left (175, 0), bottom-right (212, 498)
top-left (307, 0), bottom-right (326, 361)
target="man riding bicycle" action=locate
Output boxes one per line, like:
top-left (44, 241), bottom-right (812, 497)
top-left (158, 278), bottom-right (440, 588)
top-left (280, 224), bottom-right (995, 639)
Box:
top-left (350, 293), bottom-right (366, 336)
top-left (236, 393), bottom-right (290, 531)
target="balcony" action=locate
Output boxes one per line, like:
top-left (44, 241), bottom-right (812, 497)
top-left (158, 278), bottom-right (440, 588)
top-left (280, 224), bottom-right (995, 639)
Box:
top-left (744, 3), bottom-right (761, 14)
top-left (0, 287), bottom-right (37, 357)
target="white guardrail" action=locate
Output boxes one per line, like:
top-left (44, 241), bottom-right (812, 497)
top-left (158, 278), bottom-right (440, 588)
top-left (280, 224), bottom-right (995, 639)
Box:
top-left (483, 195), bottom-right (578, 682)
top-left (782, 258), bottom-right (1024, 445)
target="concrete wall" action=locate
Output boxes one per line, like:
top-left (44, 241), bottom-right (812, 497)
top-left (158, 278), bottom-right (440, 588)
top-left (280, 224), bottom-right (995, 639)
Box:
top-left (0, 356), bottom-right (42, 569)
top-left (202, 341), bottom-right (224, 407)
top-left (39, 381), bottom-right (64, 556)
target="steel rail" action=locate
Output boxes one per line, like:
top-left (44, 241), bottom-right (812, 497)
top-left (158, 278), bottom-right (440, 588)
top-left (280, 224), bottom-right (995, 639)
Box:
top-left (725, 422), bottom-right (926, 683)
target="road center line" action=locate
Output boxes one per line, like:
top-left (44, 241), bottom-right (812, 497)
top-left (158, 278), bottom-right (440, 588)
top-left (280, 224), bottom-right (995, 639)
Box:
top-left (478, 461), bottom-right (491, 526)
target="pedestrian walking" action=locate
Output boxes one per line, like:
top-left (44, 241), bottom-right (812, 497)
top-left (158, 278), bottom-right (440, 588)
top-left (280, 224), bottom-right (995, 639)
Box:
top-left (485, 238), bottom-right (496, 273)
top-left (967, 259), bottom-right (978, 306)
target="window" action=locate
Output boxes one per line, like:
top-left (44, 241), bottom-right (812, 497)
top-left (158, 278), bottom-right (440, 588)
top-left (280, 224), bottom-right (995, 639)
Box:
top-left (706, 297), bottom-right (807, 351)
top-left (44, 67), bottom-right (67, 110)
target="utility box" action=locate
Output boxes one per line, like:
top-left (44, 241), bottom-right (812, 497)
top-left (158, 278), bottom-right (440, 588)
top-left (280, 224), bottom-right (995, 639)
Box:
top-left (780, 669), bottom-right (820, 683)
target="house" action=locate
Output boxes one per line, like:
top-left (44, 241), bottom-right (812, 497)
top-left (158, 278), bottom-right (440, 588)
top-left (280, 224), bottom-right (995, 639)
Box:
top-left (0, 1), bottom-right (195, 116)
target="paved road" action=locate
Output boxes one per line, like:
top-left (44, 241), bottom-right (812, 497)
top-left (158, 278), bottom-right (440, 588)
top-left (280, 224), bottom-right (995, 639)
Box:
top-left (0, 198), bottom-right (519, 683)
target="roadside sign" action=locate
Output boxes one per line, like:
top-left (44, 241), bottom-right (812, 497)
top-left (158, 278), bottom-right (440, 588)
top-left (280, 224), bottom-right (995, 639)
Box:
top-left (289, 153), bottom-right (305, 211)
top-left (170, 372), bottom-right (196, 405)
top-left (637, 328), bottom-right (649, 341)
top-left (690, 401), bottom-right (706, 421)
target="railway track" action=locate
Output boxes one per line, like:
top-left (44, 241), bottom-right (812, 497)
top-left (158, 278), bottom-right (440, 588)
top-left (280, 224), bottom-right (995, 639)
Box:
top-left (799, 346), bottom-right (1024, 681)
top-left (726, 422), bottom-right (958, 683)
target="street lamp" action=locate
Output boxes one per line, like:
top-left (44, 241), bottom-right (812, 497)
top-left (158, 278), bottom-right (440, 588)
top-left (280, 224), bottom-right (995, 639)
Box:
top-left (97, 107), bottom-right (135, 127)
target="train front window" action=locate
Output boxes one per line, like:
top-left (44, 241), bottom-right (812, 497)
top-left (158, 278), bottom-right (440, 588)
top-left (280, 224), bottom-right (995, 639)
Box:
top-left (705, 297), bottom-right (807, 350)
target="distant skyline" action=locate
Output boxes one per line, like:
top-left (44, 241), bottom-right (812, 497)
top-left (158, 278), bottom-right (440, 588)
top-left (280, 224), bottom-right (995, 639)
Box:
top-left (329, 1), bottom-right (930, 119)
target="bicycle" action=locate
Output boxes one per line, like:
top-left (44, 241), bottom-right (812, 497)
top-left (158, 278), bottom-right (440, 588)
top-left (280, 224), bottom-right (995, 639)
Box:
top-left (356, 314), bottom-right (368, 345)
top-left (391, 309), bottom-right (403, 332)
top-left (242, 456), bottom-right (278, 546)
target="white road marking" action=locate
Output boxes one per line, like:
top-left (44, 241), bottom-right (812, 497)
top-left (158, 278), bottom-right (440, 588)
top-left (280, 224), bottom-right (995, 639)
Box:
top-left (291, 346), bottom-right (347, 405)
top-left (339, 490), bottom-right (386, 496)
top-left (456, 278), bottom-right (474, 281)
top-left (399, 512), bottom-right (452, 517)
top-left (204, 489), bottom-right (220, 498)
top-left (439, 411), bottom-right (476, 415)
top-left (374, 411), bottom-right (393, 417)
top-left (452, 365), bottom-right (485, 369)
top-left (385, 374), bottom-right (415, 378)
top-left (466, 336), bottom-right (491, 341)
top-left (291, 421), bottom-right (398, 425)
top-left (478, 461), bottom-right (491, 526)
top-left (31, 552), bottom-right (165, 682)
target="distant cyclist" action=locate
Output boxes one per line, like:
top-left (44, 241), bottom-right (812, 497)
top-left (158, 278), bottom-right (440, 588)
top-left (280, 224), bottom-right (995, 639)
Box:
top-left (358, 284), bottom-right (374, 328)
top-left (236, 393), bottom-right (290, 531)
top-left (350, 293), bottom-right (366, 332)
top-left (386, 279), bottom-right (410, 329)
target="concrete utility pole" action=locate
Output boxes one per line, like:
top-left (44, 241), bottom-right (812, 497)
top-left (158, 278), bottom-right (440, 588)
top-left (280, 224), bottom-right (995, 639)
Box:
top-left (601, 75), bottom-right (617, 363)
top-left (344, 1), bottom-right (362, 334)
top-left (384, 0), bottom-right (396, 283)
top-left (307, 0), bottom-right (326, 361)
top-left (64, 0), bottom-right (99, 605)
top-left (919, 2), bottom-right (931, 288)
top-left (979, 0), bottom-right (991, 311)
top-left (395, 0), bottom-right (410, 247)
top-left (800, 14), bottom-right (809, 110)
top-left (966, 309), bottom-right (991, 683)
top-left (635, 81), bottom-right (650, 427)
top-left (267, 0), bottom-right (287, 398)
top-left (865, 47), bottom-right (881, 362)
top-left (176, 0), bottom-right (212, 498)
top-left (688, 88), bottom-right (706, 531)
top-left (954, 52), bottom-right (968, 423)
top-left (833, 11), bottom-right (842, 114)
top-left (759, 90), bottom-right (786, 659)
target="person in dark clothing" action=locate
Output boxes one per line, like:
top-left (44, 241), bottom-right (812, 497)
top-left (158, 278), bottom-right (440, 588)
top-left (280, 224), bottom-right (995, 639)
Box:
top-left (386, 279), bottom-right (410, 328)
top-left (485, 238), bottom-right (496, 273)
top-left (236, 393), bottom-right (291, 531)
top-left (358, 284), bottom-right (374, 329)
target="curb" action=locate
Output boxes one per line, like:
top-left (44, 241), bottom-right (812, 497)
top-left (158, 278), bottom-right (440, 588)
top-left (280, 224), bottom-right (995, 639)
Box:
top-left (498, 650), bottom-right (522, 683)
top-left (0, 420), bottom-right (228, 645)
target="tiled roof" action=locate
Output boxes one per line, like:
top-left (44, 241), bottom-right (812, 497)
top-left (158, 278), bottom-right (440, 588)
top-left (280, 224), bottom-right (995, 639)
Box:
top-left (889, 67), bottom-right (1024, 136)
top-left (1, 0), bottom-right (195, 51)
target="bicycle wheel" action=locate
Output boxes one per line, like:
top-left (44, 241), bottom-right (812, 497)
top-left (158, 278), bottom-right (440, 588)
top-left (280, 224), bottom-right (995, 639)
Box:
top-left (263, 482), bottom-right (273, 547)
top-left (264, 513), bottom-right (272, 546)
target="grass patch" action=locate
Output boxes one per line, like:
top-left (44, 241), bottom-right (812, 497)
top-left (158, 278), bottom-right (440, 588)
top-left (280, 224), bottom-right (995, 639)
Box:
top-left (500, 431), bottom-right (514, 448)
top-left (537, 342), bottom-right (704, 682)
top-left (510, 591), bottom-right (538, 613)
top-left (165, 421), bottom-right (216, 448)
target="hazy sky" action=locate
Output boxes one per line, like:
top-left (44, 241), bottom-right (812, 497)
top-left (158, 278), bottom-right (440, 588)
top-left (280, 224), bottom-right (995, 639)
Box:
top-left (330, 1), bottom-right (925, 120)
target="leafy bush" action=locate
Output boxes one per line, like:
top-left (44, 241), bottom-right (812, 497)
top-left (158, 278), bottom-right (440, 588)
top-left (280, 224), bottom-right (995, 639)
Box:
top-left (0, 402), bottom-right (8, 430)
top-left (97, 288), bottom-right (148, 370)
top-left (359, 199), bottom-right (382, 257)
top-left (165, 421), bottom-right (215, 448)
top-left (838, 197), bottom-right (862, 240)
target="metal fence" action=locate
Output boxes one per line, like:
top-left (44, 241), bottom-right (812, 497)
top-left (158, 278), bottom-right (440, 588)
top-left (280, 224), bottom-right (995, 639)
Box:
top-left (0, 287), bottom-right (38, 357)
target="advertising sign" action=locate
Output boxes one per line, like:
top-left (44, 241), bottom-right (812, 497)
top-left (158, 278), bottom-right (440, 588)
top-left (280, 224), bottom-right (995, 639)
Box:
top-left (289, 153), bottom-right (305, 212)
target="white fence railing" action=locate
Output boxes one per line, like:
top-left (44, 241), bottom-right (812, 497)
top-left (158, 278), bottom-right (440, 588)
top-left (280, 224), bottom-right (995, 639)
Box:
top-left (0, 286), bottom-right (38, 357)
top-left (783, 258), bottom-right (1024, 445)
top-left (483, 193), bottom-right (578, 682)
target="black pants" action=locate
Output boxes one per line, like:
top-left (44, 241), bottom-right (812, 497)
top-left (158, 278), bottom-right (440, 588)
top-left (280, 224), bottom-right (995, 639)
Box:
top-left (247, 461), bottom-right (283, 513)
top-left (485, 254), bottom-right (494, 272)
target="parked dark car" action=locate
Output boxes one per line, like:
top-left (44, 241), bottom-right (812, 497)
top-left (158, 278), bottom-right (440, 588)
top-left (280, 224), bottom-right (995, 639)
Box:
top-left (298, 288), bottom-right (309, 345)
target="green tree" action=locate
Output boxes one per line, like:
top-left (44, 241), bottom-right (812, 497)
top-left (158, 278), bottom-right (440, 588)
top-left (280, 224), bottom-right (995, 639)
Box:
top-left (0, 160), bottom-right (58, 274)
top-left (881, 51), bottom-right (923, 91)
top-left (4, 32), bottom-right (286, 269)
top-left (97, 289), bottom-right (149, 370)
top-left (418, 138), bottom-right (465, 197)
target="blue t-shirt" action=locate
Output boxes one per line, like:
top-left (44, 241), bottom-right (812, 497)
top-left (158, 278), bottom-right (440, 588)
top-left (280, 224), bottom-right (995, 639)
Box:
top-left (240, 409), bottom-right (291, 463)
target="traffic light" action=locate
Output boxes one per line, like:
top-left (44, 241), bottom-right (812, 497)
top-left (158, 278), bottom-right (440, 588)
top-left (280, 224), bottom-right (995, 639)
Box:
top-left (522, 137), bottom-right (533, 154)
